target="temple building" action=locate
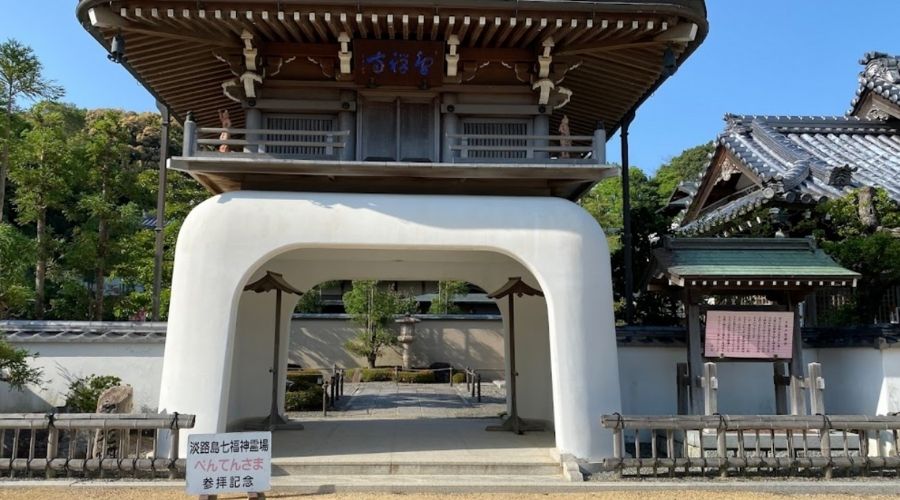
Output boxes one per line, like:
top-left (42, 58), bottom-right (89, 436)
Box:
top-left (77, 0), bottom-right (708, 462)
top-left (674, 52), bottom-right (900, 236)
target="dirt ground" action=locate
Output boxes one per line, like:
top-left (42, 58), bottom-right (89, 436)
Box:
top-left (0, 490), bottom-right (899, 500)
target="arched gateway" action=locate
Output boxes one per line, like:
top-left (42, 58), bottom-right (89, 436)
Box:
top-left (160, 191), bottom-right (619, 460)
top-left (77, 0), bottom-right (707, 465)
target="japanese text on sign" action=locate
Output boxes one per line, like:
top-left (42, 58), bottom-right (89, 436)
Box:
top-left (186, 431), bottom-right (271, 495)
top-left (354, 40), bottom-right (443, 86)
top-left (704, 310), bottom-right (794, 359)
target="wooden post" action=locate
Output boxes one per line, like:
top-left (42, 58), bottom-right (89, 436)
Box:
top-left (182, 112), bottom-right (197, 156)
top-left (45, 415), bottom-right (58, 479)
top-left (703, 362), bottom-right (718, 416)
top-left (774, 362), bottom-right (789, 415)
top-left (167, 416), bottom-right (180, 480)
top-left (676, 363), bottom-right (689, 415)
top-left (612, 427), bottom-right (624, 478)
top-left (788, 297), bottom-right (807, 415)
top-left (687, 302), bottom-right (704, 414)
top-left (592, 122), bottom-right (606, 164)
top-left (449, 366), bottom-right (454, 387)
top-left (507, 293), bottom-right (520, 434)
top-left (808, 362), bottom-right (825, 415)
top-left (270, 290), bottom-right (283, 424)
top-left (245, 107), bottom-right (262, 153)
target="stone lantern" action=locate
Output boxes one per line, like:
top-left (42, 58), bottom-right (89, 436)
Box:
top-left (395, 314), bottom-right (420, 370)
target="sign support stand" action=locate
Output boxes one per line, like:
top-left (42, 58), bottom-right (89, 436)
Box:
top-left (485, 277), bottom-right (546, 434)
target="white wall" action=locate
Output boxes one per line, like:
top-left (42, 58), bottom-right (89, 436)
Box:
top-left (8, 337), bottom-right (896, 421)
top-left (290, 317), bottom-right (505, 379)
top-left (0, 342), bottom-right (163, 413)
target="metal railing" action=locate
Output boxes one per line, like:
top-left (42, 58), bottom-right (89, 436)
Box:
top-left (0, 413), bottom-right (195, 479)
top-left (602, 413), bottom-right (900, 478)
top-left (322, 365), bottom-right (345, 416)
top-left (447, 128), bottom-right (605, 164)
top-left (464, 367), bottom-right (482, 402)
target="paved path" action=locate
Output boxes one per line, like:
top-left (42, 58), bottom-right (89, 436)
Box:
top-left (288, 381), bottom-right (507, 420)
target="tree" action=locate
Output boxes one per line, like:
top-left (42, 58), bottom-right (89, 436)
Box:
top-left (69, 109), bottom-right (143, 320)
top-left (9, 102), bottom-right (83, 319)
top-left (428, 280), bottom-right (468, 314)
top-left (0, 39), bottom-right (64, 223)
top-left (807, 188), bottom-right (900, 324)
top-left (342, 280), bottom-right (417, 368)
top-left (653, 142), bottom-right (715, 200)
top-left (0, 222), bottom-right (34, 318)
top-left (580, 167), bottom-right (679, 324)
top-left (0, 335), bottom-right (43, 391)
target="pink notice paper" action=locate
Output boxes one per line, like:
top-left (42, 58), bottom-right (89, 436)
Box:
top-left (704, 310), bottom-right (794, 359)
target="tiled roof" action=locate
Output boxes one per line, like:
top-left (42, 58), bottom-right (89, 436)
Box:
top-left (850, 52), bottom-right (900, 113)
top-left (678, 114), bottom-right (900, 234)
top-left (652, 237), bottom-right (859, 286)
top-left (0, 321), bottom-right (167, 343)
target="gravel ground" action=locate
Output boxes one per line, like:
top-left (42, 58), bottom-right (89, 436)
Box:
top-left (1, 489), bottom-right (899, 500)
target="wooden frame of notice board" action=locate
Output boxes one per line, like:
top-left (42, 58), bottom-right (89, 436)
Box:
top-left (685, 301), bottom-right (806, 417)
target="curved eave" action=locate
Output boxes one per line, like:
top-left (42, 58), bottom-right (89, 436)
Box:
top-left (76, 0), bottom-right (707, 137)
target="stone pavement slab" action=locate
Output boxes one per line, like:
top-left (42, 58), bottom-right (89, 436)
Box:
top-left (288, 382), bottom-right (507, 420)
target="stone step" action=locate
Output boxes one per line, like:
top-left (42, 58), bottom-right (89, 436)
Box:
top-left (272, 460), bottom-right (563, 476)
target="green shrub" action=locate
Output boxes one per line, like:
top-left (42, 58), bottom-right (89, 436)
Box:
top-left (285, 386), bottom-right (325, 411)
top-left (65, 374), bottom-right (122, 412)
top-left (396, 370), bottom-right (436, 384)
top-left (286, 370), bottom-right (324, 390)
top-left (451, 372), bottom-right (466, 385)
top-left (349, 367), bottom-right (395, 382)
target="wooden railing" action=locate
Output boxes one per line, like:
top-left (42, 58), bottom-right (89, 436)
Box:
top-left (601, 413), bottom-right (900, 478)
top-left (183, 115), bottom-right (349, 160)
top-left (0, 413), bottom-right (194, 479)
top-left (447, 128), bottom-right (605, 164)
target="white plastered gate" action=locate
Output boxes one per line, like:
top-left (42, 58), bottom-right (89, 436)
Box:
top-left (159, 191), bottom-right (621, 461)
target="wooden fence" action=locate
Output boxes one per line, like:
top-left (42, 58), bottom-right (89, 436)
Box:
top-left (0, 413), bottom-right (194, 479)
top-left (602, 414), bottom-right (900, 478)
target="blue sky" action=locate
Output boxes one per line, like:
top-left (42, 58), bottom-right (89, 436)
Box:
top-left (2, 2), bottom-right (899, 173)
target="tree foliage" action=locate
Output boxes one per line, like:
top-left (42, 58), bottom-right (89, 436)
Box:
top-left (653, 142), bottom-right (715, 200)
top-left (0, 335), bottom-right (43, 391)
top-left (0, 38), bottom-right (64, 223)
top-left (64, 374), bottom-right (122, 413)
top-left (428, 280), bottom-right (467, 314)
top-left (342, 280), bottom-right (417, 368)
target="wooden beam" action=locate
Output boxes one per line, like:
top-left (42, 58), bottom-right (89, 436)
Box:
top-left (90, 6), bottom-right (238, 48)
top-left (458, 47), bottom-right (533, 62)
top-left (261, 42), bottom-right (340, 58)
top-left (557, 38), bottom-right (666, 58)
top-left (656, 22), bottom-right (698, 42)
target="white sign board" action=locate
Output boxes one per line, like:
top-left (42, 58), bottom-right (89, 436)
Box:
top-left (704, 310), bottom-right (794, 359)
top-left (186, 431), bottom-right (271, 495)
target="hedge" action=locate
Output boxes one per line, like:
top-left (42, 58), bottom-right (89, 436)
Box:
top-left (287, 370), bottom-right (324, 390)
top-left (451, 372), bottom-right (467, 385)
top-left (285, 386), bottom-right (324, 411)
top-left (395, 370), bottom-right (436, 384)
top-left (347, 367), bottom-right (395, 382)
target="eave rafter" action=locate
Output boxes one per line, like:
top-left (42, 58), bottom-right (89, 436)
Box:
top-left (84, 1), bottom-right (706, 136)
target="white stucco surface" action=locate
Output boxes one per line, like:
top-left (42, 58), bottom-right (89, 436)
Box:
top-left (159, 191), bottom-right (620, 461)
top-left (0, 342), bottom-right (163, 412)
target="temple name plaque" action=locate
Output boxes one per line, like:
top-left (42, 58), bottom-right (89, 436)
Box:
top-left (704, 310), bottom-right (793, 359)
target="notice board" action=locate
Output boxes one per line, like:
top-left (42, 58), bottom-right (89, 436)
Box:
top-left (704, 310), bottom-right (794, 359)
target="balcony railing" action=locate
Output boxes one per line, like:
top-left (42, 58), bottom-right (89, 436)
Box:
top-left (181, 115), bottom-right (607, 166)
top-left (184, 118), bottom-right (349, 160)
top-left (446, 130), bottom-right (605, 165)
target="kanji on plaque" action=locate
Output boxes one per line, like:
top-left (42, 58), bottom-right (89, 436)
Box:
top-left (186, 431), bottom-right (271, 495)
top-left (354, 40), bottom-right (443, 87)
top-left (704, 310), bottom-right (794, 359)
